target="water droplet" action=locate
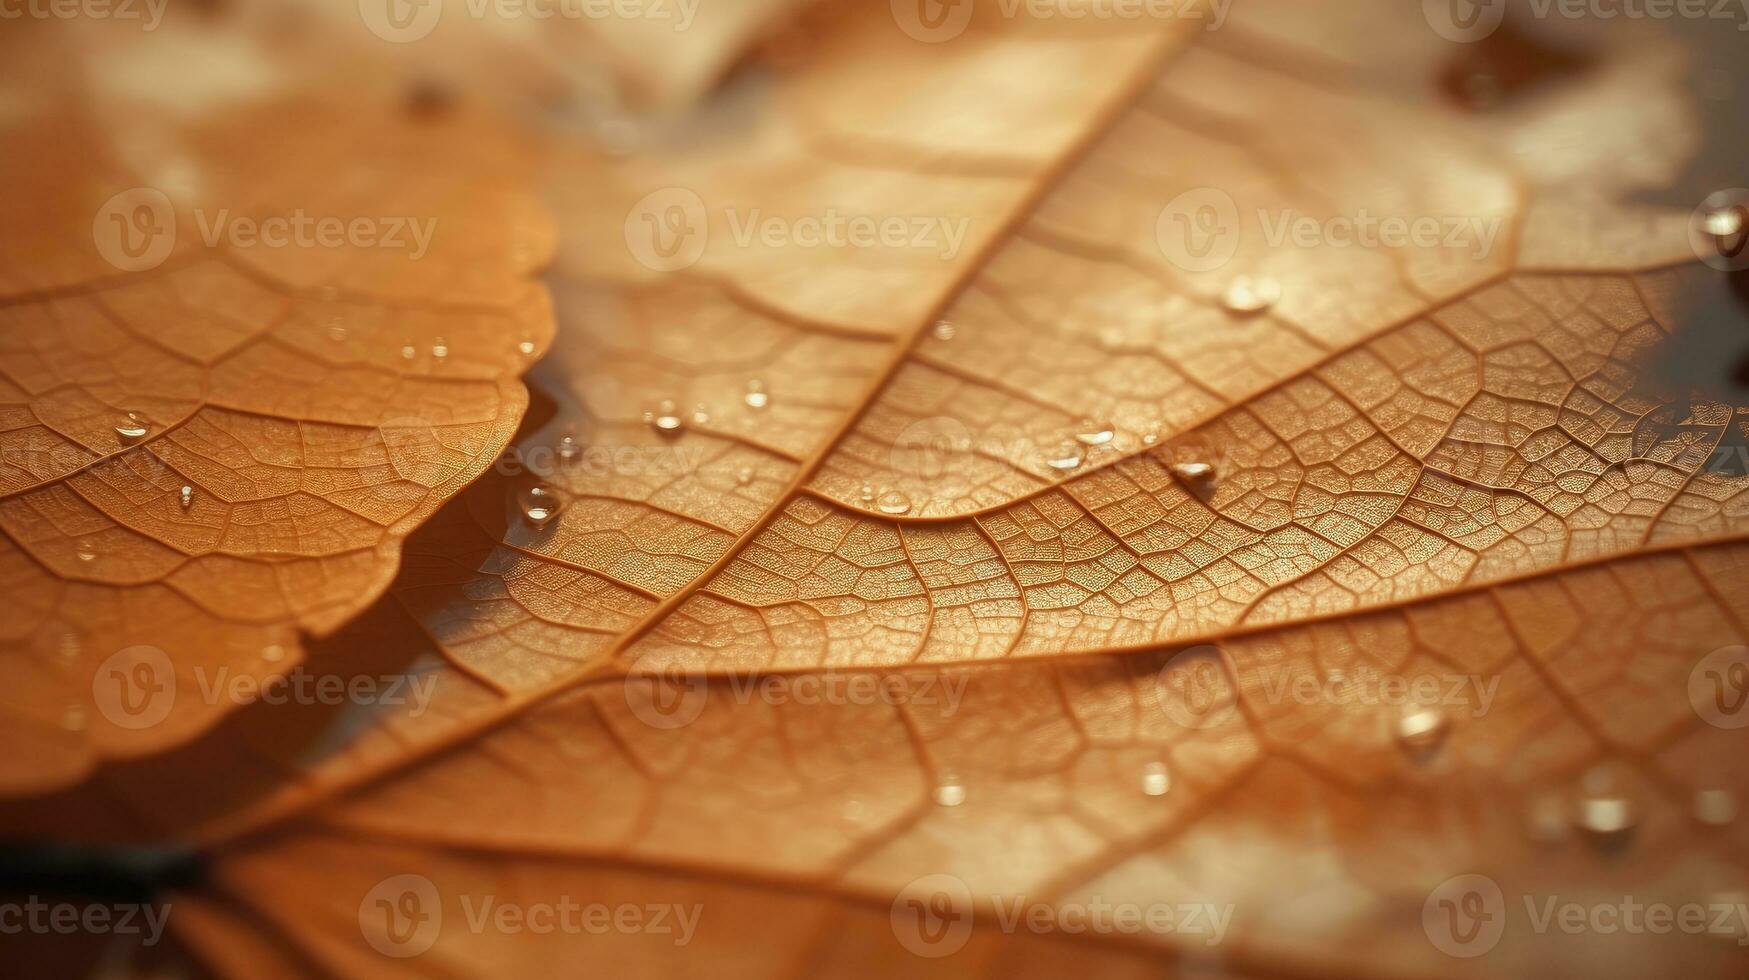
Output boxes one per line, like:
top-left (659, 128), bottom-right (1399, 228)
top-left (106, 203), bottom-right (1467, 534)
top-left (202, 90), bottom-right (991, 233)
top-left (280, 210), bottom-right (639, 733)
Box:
top-left (1074, 421), bottom-right (1115, 447)
top-left (179, 485), bottom-right (193, 510)
top-left (1142, 431), bottom-right (1158, 446)
top-left (649, 400), bottom-right (684, 434)
top-left (517, 339), bottom-right (537, 356)
top-left (1221, 276), bottom-right (1281, 315)
top-left (934, 774), bottom-right (966, 807)
top-left (743, 379), bottom-right (768, 410)
top-left (76, 541), bottom-right (97, 563)
top-left (875, 490), bottom-right (912, 515)
top-left (61, 704), bottom-right (86, 732)
top-left (1395, 707), bottom-right (1449, 755)
top-left (1141, 760), bottom-right (1171, 797)
top-left (735, 466), bottom-right (754, 486)
top-left (431, 338), bottom-right (449, 360)
top-left (1576, 792), bottom-right (1637, 844)
top-left (517, 485), bottom-right (563, 528)
top-left (114, 414), bottom-right (149, 446)
top-left (400, 344), bottom-right (417, 360)
top-left (1044, 443), bottom-right (1083, 472)
top-left (931, 319), bottom-right (956, 341)
top-left (1695, 788), bottom-right (1737, 826)
top-left (262, 644), bottom-right (285, 663)
top-left (691, 404), bottom-right (711, 426)
top-left (557, 433), bottom-right (581, 462)
top-left (326, 321), bottom-right (347, 342)
top-left (1169, 461), bottom-right (1218, 498)
top-left (1703, 206), bottom-right (1745, 239)
top-left (859, 484), bottom-right (877, 505)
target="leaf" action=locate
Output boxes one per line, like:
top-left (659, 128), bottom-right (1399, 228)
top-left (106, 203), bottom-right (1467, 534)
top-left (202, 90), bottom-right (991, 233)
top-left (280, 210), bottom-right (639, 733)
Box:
top-left (0, 26), bottom-right (555, 793)
top-left (8, 4), bottom-right (1749, 978)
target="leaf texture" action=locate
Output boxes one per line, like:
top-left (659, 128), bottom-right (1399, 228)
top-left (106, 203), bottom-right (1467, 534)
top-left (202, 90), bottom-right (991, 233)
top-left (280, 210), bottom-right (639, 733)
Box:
top-left (5, 3), bottom-right (1749, 979)
top-left (0, 27), bottom-right (555, 793)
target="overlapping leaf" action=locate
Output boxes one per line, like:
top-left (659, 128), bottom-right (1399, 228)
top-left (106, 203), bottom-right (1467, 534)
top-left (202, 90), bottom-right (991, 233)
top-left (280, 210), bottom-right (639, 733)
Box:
top-left (0, 23), bottom-right (554, 793)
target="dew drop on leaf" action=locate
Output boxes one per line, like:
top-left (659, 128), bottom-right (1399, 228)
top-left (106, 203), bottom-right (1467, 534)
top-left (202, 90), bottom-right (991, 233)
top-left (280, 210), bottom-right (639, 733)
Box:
top-left (114, 413), bottom-right (150, 446)
top-left (1045, 443), bottom-right (1084, 472)
top-left (1576, 791), bottom-right (1637, 845)
top-left (431, 338), bottom-right (449, 360)
top-left (400, 343), bottom-right (417, 360)
top-left (931, 319), bottom-right (956, 341)
top-left (648, 400), bottom-right (684, 434)
top-left (1221, 275), bottom-right (1280, 315)
top-left (735, 466), bottom-right (754, 486)
top-left (517, 485), bottom-right (563, 528)
top-left (1141, 760), bottom-right (1171, 797)
top-left (76, 540), bottom-right (97, 563)
top-left (858, 484), bottom-right (876, 505)
top-left (691, 404), bottom-right (711, 425)
top-left (934, 777), bottom-right (966, 808)
top-left (1169, 461), bottom-right (1217, 499)
top-left (557, 433), bottom-right (581, 462)
top-left (743, 379), bottom-right (768, 409)
top-left (1074, 421), bottom-right (1115, 447)
top-left (179, 485), bottom-right (194, 510)
top-left (1394, 706), bottom-right (1449, 756)
top-left (875, 489), bottom-right (911, 515)
top-left (518, 339), bottom-right (537, 356)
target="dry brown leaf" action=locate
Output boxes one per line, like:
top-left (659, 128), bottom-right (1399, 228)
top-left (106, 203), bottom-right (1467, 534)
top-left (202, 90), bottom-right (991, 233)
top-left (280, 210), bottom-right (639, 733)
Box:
top-left (5, 3), bottom-right (1749, 979)
top-left (0, 25), bottom-right (554, 793)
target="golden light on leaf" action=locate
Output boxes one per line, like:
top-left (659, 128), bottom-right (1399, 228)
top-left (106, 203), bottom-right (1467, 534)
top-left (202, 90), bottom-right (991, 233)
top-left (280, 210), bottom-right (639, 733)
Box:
top-left (2, 1), bottom-right (1748, 978)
